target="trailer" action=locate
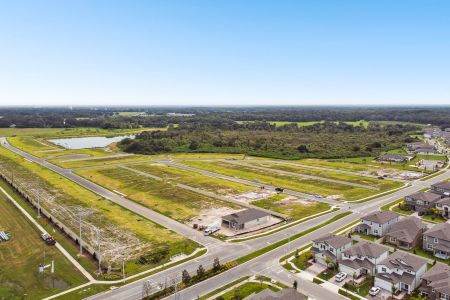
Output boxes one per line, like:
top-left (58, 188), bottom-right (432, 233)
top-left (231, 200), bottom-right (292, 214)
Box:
top-left (203, 222), bottom-right (221, 236)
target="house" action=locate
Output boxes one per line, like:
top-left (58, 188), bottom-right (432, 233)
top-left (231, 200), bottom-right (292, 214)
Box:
top-left (419, 263), bottom-right (450, 300)
top-left (436, 197), bottom-right (450, 219)
top-left (406, 142), bottom-right (427, 152)
top-left (423, 127), bottom-right (442, 139)
top-left (339, 241), bottom-right (389, 277)
top-left (221, 209), bottom-right (270, 231)
top-left (248, 288), bottom-right (306, 300)
top-left (422, 223), bottom-right (450, 259)
top-left (311, 234), bottom-right (352, 266)
top-left (404, 192), bottom-right (443, 213)
top-left (416, 147), bottom-right (438, 155)
top-left (417, 159), bottom-right (444, 172)
top-left (430, 181), bottom-right (450, 196)
top-left (355, 211), bottom-right (400, 237)
top-left (375, 251), bottom-right (428, 294)
top-left (384, 217), bottom-right (427, 250)
top-left (377, 154), bottom-right (409, 163)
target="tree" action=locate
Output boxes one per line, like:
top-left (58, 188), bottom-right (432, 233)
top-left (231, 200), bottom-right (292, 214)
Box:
top-left (293, 280), bottom-right (298, 289)
top-left (391, 284), bottom-right (397, 299)
top-left (352, 272), bottom-right (357, 284)
top-left (297, 145), bottom-right (309, 153)
top-left (189, 140), bottom-right (199, 150)
top-left (295, 249), bottom-right (299, 259)
top-left (197, 264), bottom-right (205, 278)
top-left (233, 288), bottom-right (241, 300)
top-left (181, 269), bottom-right (191, 285)
top-left (324, 256), bottom-right (333, 270)
top-left (213, 257), bottom-right (221, 272)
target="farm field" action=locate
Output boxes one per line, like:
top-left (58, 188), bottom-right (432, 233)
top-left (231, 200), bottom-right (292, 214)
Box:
top-left (251, 194), bottom-right (330, 220)
top-left (0, 189), bottom-right (87, 299)
top-left (129, 162), bottom-right (254, 195)
top-left (180, 160), bottom-right (386, 201)
top-left (243, 161), bottom-right (402, 191)
top-left (0, 146), bottom-right (199, 278)
top-left (75, 166), bottom-right (243, 223)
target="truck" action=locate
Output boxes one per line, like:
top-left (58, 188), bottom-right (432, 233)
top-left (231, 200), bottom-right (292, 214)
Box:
top-left (41, 233), bottom-right (56, 246)
top-left (203, 222), bottom-right (221, 236)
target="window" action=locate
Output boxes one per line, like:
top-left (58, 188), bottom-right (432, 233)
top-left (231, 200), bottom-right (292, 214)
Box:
top-left (427, 243), bottom-right (433, 250)
top-left (423, 236), bottom-right (427, 241)
top-left (434, 238), bottom-right (439, 243)
top-left (391, 237), bottom-right (396, 242)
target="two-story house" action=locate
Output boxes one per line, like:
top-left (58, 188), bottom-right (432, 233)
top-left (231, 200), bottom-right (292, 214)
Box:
top-left (430, 181), bottom-right (450, 197)
top-left (375, 251), bottom-right (428, 294)
top-left (355, 211), bottom-right (399, 237)
top-left (420, 263), bottom-right (450, 300)
top-left (405, 192), bottom-right (443, 213)
top-left (422, 223), bottom-right (450, 260)
top-left (311, 234), bottom-right (352, 266)
top-left (339, 241), bottom-right (389, 278)
top-left (436, 197), bottom-right (450, 220)
top-left (385, 217), bottom-right (427, 250)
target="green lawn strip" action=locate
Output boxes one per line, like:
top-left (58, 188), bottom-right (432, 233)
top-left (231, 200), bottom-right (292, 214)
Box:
top-left (230, 207), bottom-right (340, 243)
top-left (235, 212), bottom-right (352, 264)
top-left (218, 282), bottom-right (279, 300)
top-left (343, 278), bottom-right (372, 297)
top-left (312, 277), bottom-right (325, 284)
top-left (338, 288), bottom-right (361, 300)
top-left (0, 184), bottom-right (88, 299)
top-left (332, 219), bottom-right (360, 234)
top-left (182, 160), bottom-right (378, 201)
top-left (198, 276), bottom-right (251, 300)
top-left (422, 214), bottom-right (446, 223)
top-left (295, 158), bottom-right (379, 173)
top-left (349, 184), bottom-right (408, 203)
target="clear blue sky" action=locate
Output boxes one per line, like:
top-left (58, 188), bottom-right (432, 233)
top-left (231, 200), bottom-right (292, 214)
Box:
top-left (1, 0), bottom-right (449, 106)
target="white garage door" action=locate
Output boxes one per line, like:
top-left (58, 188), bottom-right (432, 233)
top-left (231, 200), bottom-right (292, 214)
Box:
top-left (339, 264), bottom-right (357, 276)
top-left (375, 277), bottom-right (392, 292)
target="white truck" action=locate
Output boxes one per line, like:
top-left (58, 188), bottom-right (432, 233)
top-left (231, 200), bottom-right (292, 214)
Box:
top-left (203, 222), bottom-right (221, 236)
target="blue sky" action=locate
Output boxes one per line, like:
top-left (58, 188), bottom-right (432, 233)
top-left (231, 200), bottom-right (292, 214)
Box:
top-left (0, 0), bottom-right (449, 106)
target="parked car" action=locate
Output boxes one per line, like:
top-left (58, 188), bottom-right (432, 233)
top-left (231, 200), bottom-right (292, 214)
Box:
top-left (335, 272), bottom-right (347, 282)
top-left (275, 187), bottom-right (284, 192)
top-left (41, 233), bottom-right (56, 245)
top-left (369, 286), bottom-right (381, 296)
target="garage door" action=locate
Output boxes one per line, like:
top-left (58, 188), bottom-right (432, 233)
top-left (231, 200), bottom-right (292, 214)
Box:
top-left (374, 277), bottom-right (392, 292)
top-left (339, 264), bottom-right (357, 276)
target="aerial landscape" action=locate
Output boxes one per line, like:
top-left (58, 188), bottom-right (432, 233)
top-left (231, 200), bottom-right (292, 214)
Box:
top-left (1, 1), bottom-right (450, 300)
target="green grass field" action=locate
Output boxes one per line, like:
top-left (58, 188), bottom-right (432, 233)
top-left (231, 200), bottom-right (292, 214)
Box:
top-left (0, 146), bottom-right (198, 277)
top-left (76, 166), bottom-right (241, 222)
top-left (218, 282), bottom-right (280, 299)
top-left (244, 161), bottom-right (402, 191)
top-left (0, 190), bottom-right (87, 299)
top-left (251, 194), bottom-right (330, 219)
top-left (292, 158), bottom-right (380, 172)
top-left (181, 160), bottom-right (390, 201)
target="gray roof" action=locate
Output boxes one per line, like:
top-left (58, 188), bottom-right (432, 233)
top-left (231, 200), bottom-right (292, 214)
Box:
top-left (362, 211), bottom-right (399, 224)
top-left (248, 288), bottom-right (306, 300)
top-left (406, 191), bottom-right (442, 203)
top-left (222, 208), bottom-right (270, 224)
top-left (385, 217), bottom-right (427, 243)
top-left (339, 256), bottom-right (374, 270)
top-left (312, 234), bottom-right (352, 249)
top-left (424, 223), bottom-right (450, 241)
top-left (342, 241), bottom-right (388, 258)
top-left (379, 251), bottom-right (427, 273)
top-left (422, 264), bottom-right (450, 295)
top-left (377, 154), bottom-right (407, 161)
top-left (432, 181), bottom-right (450, 190)
top-left (436, 197), bottom-right (450, 206)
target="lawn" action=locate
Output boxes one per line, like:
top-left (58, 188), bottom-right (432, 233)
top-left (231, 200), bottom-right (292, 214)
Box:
top-left (0, 146), bottom-right (199, 277)
top-left (181, 160), bottom-right (387, 201)
top-left (218, 282), bottom-right (279, 299)
top-left (251, 194), bottom-right (330, 220)
top-left (76, 166), bottom-right (241, 222)
top-left (292, 158), bottom-right (380, 173)
top-left (343, 278), bottom-right (372, 297)
top-left (291, 250), bottom-right (313, 270)
top-left (0, 190), bottom-right (87, 299)
top-left (129, 162), bottom-right (254, 195)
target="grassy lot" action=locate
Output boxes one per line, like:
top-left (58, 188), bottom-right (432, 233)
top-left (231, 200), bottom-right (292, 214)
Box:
top-left (0, 146), bottom-right (198, 277)
top-left (292, 158), bottom-right (380, 173)
top-left (245, 161), bottom-right (402, 191)
top-left (76, 166), bottom-right (241, 222)
top-left (0, 190), bottom-right (87, 299)
top-left (181, 160), bottom-right (387, 201)
top-left (218, 282), bottom-right (279, 299)
top-left (251, 194), bottom-right (330, 220)
top-left (129, 162), bottom-right (254, 195)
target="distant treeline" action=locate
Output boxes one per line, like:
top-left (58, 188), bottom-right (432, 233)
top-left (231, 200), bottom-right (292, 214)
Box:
top-left (118, 121), bottom-right (421, 160)
top-left (0, 106), bottom-right (449, 129)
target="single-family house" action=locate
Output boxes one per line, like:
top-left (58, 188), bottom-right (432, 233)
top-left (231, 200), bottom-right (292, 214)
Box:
top-left (406, 142), bottom-right (427, 152)
top-left (430, 181), bottom-right (450, 197)
top-left (311, 234), bottom-right (352, 266)
top-left (375, 251), bottom-right (428, 294)
top-left (221, 209), bottom-right (270, 231)
top-left (377, 154), bottom-right (409, 163)
top-left (419, 263), bottom-right (450, 300)
top-left (436, 197), bottom-right (450, 220)
top-left (422, 223), bottom-right (450, 260)
top-left (405, 192), bottom-right (443, 213)
top-left (339, 242), bottom-right (389, 277)
top-left (385, 217), bottom-right (427, 250)
top-left (355, 211), bottom-right (400, 237)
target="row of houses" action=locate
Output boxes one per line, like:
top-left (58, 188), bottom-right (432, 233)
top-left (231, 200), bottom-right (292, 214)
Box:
top-left (423, 127), bottom-right (450, 146)
top-left (406, 142), bottom-right (439, 155)
top-left (404, 181), bottom-right (450, 218)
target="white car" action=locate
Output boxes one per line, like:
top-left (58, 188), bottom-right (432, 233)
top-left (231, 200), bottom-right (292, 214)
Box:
top-left (335, 272), bottom-right (347, 282)
top-left (369, 287), bottom-right (381, 296)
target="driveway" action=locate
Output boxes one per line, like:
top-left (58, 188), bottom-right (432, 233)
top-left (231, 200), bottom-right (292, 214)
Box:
top-left (306, 262), bottom-right (327, 276)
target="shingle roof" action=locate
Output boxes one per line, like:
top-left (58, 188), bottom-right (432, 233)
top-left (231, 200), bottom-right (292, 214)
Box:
top-left (422, 264), bottom-right (450, 296)
top-left (361, 211), bottom-right (399, 224)
top-left (385, 217), bottom-right (427, 243)
top-left (407, 192), bottom-right (442, 203)
top-left (222, 208), bottom-right (270, 224)
top-left (379, 251), bottom-right (427, 273)
top-left (342, 241), bottom-right (388, 258)
top-left (424, 223), bottom-right (450, 241)
top-left (377, 154), bottom-right (407, 161)
top-left (312, 234), bottom-right (352, 249)
top-left (432, 181), bottom-right (450, 190)
top-left (437, 197), bottom-right (450, 206)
